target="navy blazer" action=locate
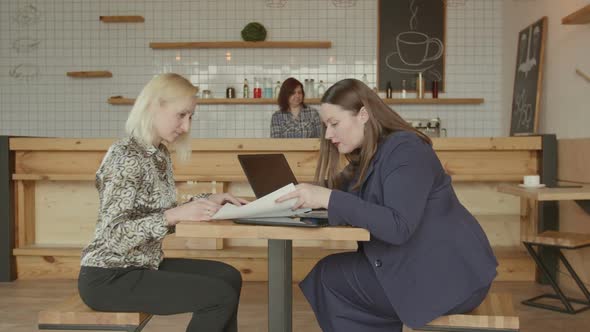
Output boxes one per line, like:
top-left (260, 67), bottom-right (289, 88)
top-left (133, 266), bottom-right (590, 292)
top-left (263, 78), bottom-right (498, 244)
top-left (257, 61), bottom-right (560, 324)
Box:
top-left (328, 131), bottom-right (498, 328)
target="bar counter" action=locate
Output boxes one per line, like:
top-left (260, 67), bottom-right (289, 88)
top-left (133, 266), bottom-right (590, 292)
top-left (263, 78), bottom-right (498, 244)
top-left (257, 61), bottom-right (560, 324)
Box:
top-left (6, 137), bottom-right (542, 281)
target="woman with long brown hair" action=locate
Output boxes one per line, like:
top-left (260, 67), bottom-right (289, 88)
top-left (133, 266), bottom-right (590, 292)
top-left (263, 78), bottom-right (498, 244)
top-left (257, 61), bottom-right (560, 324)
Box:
top-left (277, 79), bottom-right (497, 331)
top-left (270, 77), bottom-right (322, 138)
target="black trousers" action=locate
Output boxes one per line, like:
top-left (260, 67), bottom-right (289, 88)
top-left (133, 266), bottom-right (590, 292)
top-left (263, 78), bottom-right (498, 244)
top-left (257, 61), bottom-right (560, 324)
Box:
top-left (78, 258), bottom-right (242, 332)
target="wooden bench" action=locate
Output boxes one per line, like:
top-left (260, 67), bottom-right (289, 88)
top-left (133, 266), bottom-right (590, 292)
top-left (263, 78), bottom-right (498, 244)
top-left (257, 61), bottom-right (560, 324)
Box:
top-left (522, 231), bottom-right (590, 314)
top-left (38, 293), bottom-right (152, 331)
top-left (413, 293), bottom-right (519, 332)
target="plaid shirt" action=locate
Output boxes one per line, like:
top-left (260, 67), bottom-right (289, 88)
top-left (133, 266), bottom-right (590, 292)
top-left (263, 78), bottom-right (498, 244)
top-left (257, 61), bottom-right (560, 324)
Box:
top-left (270, 106), bottom-right (322, 138)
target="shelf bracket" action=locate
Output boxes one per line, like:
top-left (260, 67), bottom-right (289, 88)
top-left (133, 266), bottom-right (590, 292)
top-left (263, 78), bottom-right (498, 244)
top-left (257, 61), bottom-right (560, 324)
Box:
top-left (576, 69), bottom-right (590, 83)
top-left (575, 200), bottom-right (590, 215)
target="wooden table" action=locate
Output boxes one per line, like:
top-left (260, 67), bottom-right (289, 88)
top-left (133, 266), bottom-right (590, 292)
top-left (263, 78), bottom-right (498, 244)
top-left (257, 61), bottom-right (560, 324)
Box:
top-left (498, 184), bottom-right (590, 236)
top-left (497, 184), bottom-right (590, 202)
top-left (176, 220), bottom-right (370, 332)
top-left (497, 184), bottom-right (590, 313)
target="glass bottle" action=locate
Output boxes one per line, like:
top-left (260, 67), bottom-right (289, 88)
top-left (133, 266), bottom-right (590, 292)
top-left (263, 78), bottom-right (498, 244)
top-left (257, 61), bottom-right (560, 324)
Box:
top-left (317, 80), bottom-right (326, 97)
top-left (386, 81), bottom-right (393, 99)
top-left (243, 79), bottom-right (250, 98)
top-left (432, 80), bottom-right (439, 99)
top-left (274, 81), bottom-right (281, 98)
top-left (263, 77), bottom-right (273, 98)
top-left (401, 79), bottom-right (407, 99)
top-left (416, 72), bottom-right (425, 99)
top-left (309, 79), bottom-right (315, 98)
top-left (362, 73), bottom-right (370, 87)
top-left (253, 77), bottom-right (262, 98)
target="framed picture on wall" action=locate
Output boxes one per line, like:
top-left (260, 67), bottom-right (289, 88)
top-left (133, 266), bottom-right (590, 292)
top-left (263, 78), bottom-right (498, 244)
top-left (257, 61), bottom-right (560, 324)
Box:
top-left (509, 17), bottom-right (547, 136)
top-left (377, 0), bottom-right (446, 92)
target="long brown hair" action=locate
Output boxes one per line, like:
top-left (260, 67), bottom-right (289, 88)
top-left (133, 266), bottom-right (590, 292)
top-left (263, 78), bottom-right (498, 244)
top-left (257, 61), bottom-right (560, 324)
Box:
top-left (315, 78), bottom-right (432, 191)
top-left (277, 77), bottom-right (306, 112)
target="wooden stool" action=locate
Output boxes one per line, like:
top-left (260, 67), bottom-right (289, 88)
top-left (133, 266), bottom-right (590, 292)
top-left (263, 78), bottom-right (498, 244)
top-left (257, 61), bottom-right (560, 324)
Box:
top-left (413, 293), bottom-right (520, 332)
top-left (38, 293), bottom-right (152, 331)
top-left (522, 231), bottom-right (590, 314)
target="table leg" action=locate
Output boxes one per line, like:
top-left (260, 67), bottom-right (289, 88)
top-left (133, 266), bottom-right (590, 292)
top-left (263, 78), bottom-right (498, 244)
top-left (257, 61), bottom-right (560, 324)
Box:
top-left (268, 239), bottom-right (292, 332)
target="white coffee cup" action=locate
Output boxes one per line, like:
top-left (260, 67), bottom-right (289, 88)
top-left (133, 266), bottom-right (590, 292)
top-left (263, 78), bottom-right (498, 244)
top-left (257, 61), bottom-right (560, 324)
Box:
top-left (523, 175), bottom-right (540, 186)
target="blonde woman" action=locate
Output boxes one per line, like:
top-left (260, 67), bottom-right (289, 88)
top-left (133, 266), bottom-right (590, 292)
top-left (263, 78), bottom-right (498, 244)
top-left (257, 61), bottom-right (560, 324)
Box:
top-left (78, 73), bottom-right (246, 332)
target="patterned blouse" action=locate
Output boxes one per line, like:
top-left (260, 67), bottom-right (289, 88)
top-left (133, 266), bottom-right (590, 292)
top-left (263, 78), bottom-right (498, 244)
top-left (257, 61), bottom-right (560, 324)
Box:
top-left (270, 105), bottom-right (323, 138)
top-left (80, 136), bottom-right (208, 270)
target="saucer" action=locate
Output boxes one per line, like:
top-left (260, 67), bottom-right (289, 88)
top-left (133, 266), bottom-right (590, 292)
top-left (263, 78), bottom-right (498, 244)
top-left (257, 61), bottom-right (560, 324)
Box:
top-left (518, 184), bottom-right (546, 188)
top-left (385, 51), bottom-right (437, 74)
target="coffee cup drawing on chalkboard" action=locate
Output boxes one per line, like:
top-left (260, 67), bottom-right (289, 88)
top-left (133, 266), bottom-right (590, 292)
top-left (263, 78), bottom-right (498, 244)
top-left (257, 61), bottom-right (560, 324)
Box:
top-left (385, 32), bottom-right (443, 74)
top-left (397, 32), bottom-right (443, 66)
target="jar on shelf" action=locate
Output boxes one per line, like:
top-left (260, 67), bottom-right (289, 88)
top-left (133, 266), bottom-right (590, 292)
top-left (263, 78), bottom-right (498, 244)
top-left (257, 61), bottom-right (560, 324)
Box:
top-left (202, 90), bottom-right (213, 99)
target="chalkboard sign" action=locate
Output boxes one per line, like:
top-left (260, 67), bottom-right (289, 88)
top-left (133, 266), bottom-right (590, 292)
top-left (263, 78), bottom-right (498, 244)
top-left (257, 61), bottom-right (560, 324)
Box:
top-left (378, 0), bottom-right (446, 92)
top-left (510, 17), bottom-right (547, 136)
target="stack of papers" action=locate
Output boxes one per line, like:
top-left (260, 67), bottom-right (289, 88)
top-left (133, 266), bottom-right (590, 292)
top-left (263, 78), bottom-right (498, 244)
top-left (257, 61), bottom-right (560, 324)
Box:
top-left (212, 183), bottom-right (310, 220)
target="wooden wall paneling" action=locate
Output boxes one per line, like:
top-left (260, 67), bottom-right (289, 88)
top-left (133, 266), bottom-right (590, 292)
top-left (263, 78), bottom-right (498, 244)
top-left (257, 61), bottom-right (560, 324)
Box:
top-left (14, 247), bottom-right (533, 282)
top-left (477, 215), bottom-right (521, 248)
top-left (520, 197), bottom-right (539, 239)
top-left (10, 137), bottom-right (541, 152)
top-left (557, 138), bottom-right (590, 184)
top-left (437, 151), bottom-right (539, 181)
top-left (33, 181), bottom-right (224, 250)
top-left (34, 181), bottom-right (97, 246)
top-left (16, 181), bottom-right (35, 247)
top-left (556, 138), bottom-right (590, 296)
top-left (454, 182), bottom-right (521, 215)
top-left (16, 255), bottom-right (81, 280)
top-left (14, 151), bottom-right (105, 176)
top-left (9, 137), bottom-right (543, 280)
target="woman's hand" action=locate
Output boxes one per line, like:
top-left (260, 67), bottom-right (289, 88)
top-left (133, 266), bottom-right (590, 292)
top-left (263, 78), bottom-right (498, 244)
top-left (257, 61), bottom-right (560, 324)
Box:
top-left (164, 199), bottom-right (221, 225)
top-left (275, 183), bottom-right (332, 210)
top-left (208, 193), bottom-right (250, 206)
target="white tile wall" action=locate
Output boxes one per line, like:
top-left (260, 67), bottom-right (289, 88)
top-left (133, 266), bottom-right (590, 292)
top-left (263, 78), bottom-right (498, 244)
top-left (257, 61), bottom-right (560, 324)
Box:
top-left (0, 0), bottom-right (505, 138)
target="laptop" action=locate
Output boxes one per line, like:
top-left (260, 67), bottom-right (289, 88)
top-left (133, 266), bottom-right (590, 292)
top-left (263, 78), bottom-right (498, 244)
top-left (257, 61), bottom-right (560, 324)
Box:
top-left (235, 153), bottom-right (329, 227)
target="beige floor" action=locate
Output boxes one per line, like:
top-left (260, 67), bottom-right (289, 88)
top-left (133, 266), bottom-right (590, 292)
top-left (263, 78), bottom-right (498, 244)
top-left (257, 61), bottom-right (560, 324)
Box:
top-left (0, 280), bottom-right (589, 331)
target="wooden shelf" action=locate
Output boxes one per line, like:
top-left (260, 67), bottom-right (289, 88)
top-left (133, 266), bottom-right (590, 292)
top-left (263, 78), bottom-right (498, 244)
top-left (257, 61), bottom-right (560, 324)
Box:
top-left (383, 98), bottom-right (484, 105)
top-left (67, 71), bottom-right (112, 78)
top-left (498, 184), bottom-right (590, 201)
top-left (108, 96), bottom-right (135, 105)
top-left (149, 41), bottom-right (332, 49)
top-left (99, 15), bottom-right (144, 23)
top-left (108, 97), bottom-right (484, 106)
top-left (562, 4), bottom-right (590, 24)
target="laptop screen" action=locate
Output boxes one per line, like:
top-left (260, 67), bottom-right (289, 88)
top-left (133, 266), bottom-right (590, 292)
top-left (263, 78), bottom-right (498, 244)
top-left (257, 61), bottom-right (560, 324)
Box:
top-left (237, 154), bottom-right (298, 198)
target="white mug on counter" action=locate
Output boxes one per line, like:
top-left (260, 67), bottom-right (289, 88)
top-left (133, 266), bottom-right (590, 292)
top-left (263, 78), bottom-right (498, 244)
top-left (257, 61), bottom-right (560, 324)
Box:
top-left (523, 175), bottom-right (540, 186)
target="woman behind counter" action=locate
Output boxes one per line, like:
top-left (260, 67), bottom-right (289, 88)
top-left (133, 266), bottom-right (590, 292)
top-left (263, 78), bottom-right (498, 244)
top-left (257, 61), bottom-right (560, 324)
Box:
top-left (270, 77), bottom-right (322, 138)
top-left (277, 78), bottom-right (498, 332)
top-left (78, 73), bottom-right (246, 332)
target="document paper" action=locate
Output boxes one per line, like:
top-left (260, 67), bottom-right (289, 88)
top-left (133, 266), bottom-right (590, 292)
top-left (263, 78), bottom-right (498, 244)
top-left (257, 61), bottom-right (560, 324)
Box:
top-left (211, 183), bottom-right (310, 220)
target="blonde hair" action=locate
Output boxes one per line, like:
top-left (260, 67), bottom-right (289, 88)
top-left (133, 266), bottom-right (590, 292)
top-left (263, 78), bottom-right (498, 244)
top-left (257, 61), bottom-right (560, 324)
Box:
top-left (316, 79), bottom-right (431, 191)
top-left (125, 73), bottom-right (198, 161)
